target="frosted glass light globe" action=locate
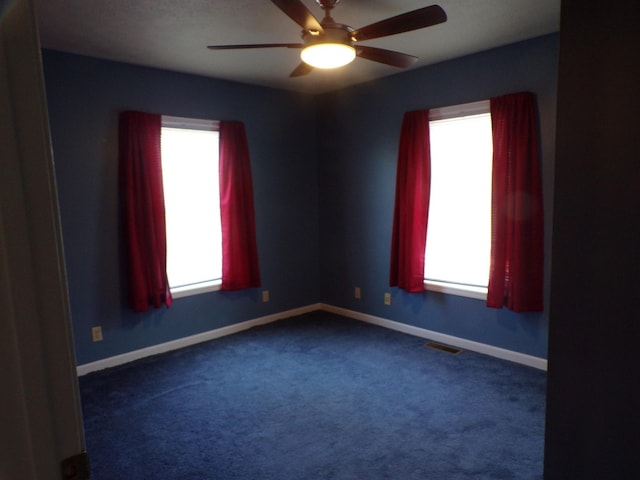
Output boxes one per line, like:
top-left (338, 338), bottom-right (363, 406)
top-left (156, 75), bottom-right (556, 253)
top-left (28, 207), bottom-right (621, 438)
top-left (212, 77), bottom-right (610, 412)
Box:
top-left (301, 43), bottom-right (356, 69)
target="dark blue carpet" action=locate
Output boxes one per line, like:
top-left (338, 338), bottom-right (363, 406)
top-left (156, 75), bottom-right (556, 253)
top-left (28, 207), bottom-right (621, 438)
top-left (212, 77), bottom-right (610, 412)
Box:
top-left (79, 311), bottom-right (546, 479)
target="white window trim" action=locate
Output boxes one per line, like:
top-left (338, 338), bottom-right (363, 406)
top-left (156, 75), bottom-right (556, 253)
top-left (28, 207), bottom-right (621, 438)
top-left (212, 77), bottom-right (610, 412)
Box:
top-left (424, 280), bottom-right (488, 301)
top-left (429, 99), bottom-right (489, 121)
top-left (171, 279), bottom-right (222, 299)
top-left (162, 115), bottom-right (221, 299)
top-left (162, 115), bottom-right (220, 131)
top-left (424, 99), bottom-right (491, 301)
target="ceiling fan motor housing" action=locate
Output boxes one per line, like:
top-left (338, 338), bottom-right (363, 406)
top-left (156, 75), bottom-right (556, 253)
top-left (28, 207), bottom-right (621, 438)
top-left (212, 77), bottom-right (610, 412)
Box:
top-left (302, 21), bottom-right (354, 47)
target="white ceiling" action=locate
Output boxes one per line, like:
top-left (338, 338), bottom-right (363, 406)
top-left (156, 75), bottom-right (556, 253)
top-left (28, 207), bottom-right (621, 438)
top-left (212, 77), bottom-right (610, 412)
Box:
top-left (34, 0), bottom-right (560, 95)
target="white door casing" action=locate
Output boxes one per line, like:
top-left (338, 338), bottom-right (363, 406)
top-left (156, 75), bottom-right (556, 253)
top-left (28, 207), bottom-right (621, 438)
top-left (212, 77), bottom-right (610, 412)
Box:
top-left (0, 0), bottom-right (86, 478)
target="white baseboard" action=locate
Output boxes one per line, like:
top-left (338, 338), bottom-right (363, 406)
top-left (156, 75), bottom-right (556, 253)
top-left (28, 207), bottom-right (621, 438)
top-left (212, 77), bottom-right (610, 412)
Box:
top-left (76, 302), bottom-right (547, 375)
top-left (320, 304), bottom-right (548, 371)
top-left (76, 303), bottom-right (322, 375)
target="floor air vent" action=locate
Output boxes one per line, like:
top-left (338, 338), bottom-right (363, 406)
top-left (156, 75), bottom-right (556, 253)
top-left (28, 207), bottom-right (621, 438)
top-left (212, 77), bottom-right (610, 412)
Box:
top-left (425, 342), bottom-right (462, 355)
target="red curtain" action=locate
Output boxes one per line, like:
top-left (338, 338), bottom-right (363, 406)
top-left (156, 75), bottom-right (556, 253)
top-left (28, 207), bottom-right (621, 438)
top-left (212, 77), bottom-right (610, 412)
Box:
top-left (119, 111), bottom-right (172, 312)
top-left (487, 92), bottom-right (544, 311)
top-left (219, 121), bottom-right (261, 290)
top-left (389, 110), bottom-right (431, 292)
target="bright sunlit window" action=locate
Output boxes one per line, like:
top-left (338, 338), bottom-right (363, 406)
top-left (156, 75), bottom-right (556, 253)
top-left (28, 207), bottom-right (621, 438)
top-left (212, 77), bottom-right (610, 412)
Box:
top-left (161, 116), bottom-right (221, 298)
top-left (424, 101), bottom-right (493, 299)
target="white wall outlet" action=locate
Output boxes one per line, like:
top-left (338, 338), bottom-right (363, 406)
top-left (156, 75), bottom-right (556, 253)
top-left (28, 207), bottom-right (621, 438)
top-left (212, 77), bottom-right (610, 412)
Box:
top-left (91, 326), bottom-right (103, 342)
top-left (355, 287), bottom-right (361, 299)
top-left (262, 290), bottom-right (270, 302)
top-left (384, 292), bottom-right (391, 306)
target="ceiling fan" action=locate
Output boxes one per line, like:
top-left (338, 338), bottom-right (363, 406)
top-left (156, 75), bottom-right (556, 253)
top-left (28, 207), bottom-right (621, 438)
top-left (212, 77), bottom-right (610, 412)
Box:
top-left (207, 0), bottom-right (447, 77)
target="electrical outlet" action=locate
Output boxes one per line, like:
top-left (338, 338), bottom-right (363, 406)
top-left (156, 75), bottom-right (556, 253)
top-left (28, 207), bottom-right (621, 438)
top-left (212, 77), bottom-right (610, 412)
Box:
top-left (91, 326), bottom-right (103, 342)
top-left (355, 287), bottom-right (361, 299)
top-left (262, 290), bottom-right (269, 302)
top-left (384, 292), bottom-right (391, 306)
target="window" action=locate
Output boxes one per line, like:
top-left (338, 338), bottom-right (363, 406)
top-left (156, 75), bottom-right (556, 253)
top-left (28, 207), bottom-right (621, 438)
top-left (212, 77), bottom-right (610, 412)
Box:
top-left (160, 116), bottom-right (222, 298)
top-left (424, 101), bottom-right (492, 300)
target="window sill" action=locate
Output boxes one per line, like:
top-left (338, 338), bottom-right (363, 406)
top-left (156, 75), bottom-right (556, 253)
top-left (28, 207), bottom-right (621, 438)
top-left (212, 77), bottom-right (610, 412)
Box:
top-left (171, 279), bottom-right (221, 299)
top-left (424, 280), bottom-right (487, 301)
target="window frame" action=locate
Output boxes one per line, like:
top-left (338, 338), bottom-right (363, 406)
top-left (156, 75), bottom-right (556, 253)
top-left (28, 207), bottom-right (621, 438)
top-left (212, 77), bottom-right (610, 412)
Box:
top-left (424, 100), bottom-right (491, 301)
top-left (161, 115), bottom-right (222, 299)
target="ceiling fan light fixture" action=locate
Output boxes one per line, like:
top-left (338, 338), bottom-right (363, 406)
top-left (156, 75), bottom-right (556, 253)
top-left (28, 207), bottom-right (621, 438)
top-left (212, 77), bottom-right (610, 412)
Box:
top-left (300, 43), bottom-right (356, 69)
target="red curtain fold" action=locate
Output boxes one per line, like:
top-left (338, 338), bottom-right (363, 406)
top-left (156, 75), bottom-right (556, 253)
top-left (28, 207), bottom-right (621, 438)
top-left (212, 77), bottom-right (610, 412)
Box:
top-left (487, 92), bottom-right (544, 311)
top-left (219, 121), bottom-right (261, 290)
top-left (119, 111), bottom-right (172, 312)
top-left (389, 110), bottom-right (431, 292)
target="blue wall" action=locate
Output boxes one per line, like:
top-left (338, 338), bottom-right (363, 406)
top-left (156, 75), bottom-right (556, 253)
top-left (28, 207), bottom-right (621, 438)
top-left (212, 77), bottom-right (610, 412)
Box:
top-left (315, 34), bottom-right (558, 358)
top-left (43, 33), bottom-right (558, 365)
top-left (42, 51), bottom-right (320, 365)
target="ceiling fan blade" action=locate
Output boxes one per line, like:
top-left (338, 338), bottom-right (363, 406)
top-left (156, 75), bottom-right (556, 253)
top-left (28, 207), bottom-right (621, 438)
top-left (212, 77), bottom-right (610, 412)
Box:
top-left (356, 46), bottom-right (418, 68)
top-left (271, 0), bottom-right (324, 33)
top-left (208, 43), bottom-right (303, 50)
top-left (290, 62), bottom-right (314, 77)
top-left (351, 5), bottom-right (447, 42)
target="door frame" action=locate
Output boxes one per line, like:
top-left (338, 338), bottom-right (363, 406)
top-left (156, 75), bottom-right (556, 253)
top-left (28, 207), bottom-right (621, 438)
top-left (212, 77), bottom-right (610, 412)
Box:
top-left (0, 0), bottom-right (86, 478)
